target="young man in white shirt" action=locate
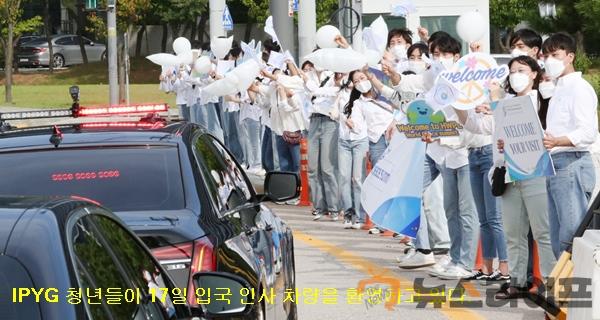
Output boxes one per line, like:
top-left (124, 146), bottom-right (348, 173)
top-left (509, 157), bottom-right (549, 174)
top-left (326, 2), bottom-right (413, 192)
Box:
top-left (542, 32), bottom-right (598, 258)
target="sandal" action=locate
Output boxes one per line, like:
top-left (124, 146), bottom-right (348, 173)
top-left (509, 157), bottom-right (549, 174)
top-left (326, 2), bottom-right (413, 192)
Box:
top-left (494, 283), bottom-right (528, 300)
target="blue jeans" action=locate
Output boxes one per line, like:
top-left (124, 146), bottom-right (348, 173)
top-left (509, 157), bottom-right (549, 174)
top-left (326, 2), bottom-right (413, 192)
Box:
top-left (240, 118), bottom-right (261, 168)
top-left (307, 114), bottom-right (339, 213)
top-left (547, 151), bottom-right (595, 258)
top-left (261, 126), bottom-right (274, 172)
top-left (417, 154), bottom-right (478, 269)
top-left (275, 135), bottom-right (301, 172)
top-left (222, 111), bottom-right (245, 164)
top-left (368, 135), bottom-right (388, 166)
top-left (191, 102), bottom-right (224, 142)
top-left (338, 138), bottom-right (369, 222)
top-left (178, 104), bottom-right (190, 121)
top-left (469, 145), bottom-right (508, 262)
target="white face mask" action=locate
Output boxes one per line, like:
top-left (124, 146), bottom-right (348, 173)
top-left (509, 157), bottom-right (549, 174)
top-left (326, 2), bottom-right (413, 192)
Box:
top-left (392, 44), bottom-right (407, 60)
top-left (438, 57), bottom-right (455, 70)
top-left (355, 80), bottom-right (372, 94)
top-left (538, 81), bottom-right (556, 99)
top-left (509, 72), bottom-right (531, 93)
top-left (510, 48), bottom-right (529, 58)
top-left (407, 60), bottom-right (427, 74)
top-left (544, 56), bottom-right (566, 79)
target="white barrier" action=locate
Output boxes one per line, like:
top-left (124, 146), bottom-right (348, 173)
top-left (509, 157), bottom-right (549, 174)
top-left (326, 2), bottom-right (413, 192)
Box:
top-left (569, 230), bottom-right (600, 319)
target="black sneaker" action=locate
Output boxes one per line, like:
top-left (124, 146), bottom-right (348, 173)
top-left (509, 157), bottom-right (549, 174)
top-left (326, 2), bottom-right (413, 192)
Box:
top-left (484, 270), bottom-right (511, 285)
top-left (465, 269), bottom-right (489, 281)
top-left (432, 248), bottom-right (450, 256)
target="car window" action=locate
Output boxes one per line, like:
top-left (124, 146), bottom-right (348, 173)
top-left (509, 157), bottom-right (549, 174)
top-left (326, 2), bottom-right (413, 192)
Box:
top-left (70, 214), bottom-right (184, 320)
top-left (0, 147), bottom-right (185, 212)
top-left (192, 135), bottom-right (251, 214)
top-left (55, 37), bottom-right (71, 45)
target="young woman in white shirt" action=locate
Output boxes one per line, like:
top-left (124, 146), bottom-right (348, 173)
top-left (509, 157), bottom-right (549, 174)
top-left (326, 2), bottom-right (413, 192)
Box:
top-left (332, 72), bottom-right (369, 229)
top-left (455, 55), bottom-right (557, 299)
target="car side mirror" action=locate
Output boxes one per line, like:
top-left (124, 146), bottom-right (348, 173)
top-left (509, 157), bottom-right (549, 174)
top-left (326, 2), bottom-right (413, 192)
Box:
top-left (192, 272), bottom-right (253, 317)
top-left (263, 172), bottom-right (300, 202)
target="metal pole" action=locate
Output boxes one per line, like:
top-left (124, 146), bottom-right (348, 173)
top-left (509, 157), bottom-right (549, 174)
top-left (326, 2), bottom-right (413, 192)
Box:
top-left (270, 0), bottom-right (296, 58)
top-left (124, 32), bottom-right (130, 106)
top-left (209, 0), bottom-right (226, 39)
top-left (298, 0), bottom-right (316, 59)
top-left (107, 2), bottom-right (118, 106)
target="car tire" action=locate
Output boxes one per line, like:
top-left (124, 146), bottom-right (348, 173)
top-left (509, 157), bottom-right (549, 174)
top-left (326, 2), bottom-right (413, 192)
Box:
top-left (53, 54), bottom-right (65, 68)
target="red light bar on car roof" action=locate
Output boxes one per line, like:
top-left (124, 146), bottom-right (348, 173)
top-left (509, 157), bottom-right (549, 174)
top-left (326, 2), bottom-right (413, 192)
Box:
top-left (79, 122), bottom-right (166, 129)
top-left (76, 104), bottom-right (168, 116)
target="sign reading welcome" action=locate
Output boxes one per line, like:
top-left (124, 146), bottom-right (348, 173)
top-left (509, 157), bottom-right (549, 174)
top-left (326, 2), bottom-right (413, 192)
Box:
top-left (493, 95), bottom-right (555, 182)
top-left (440, 53), bottom-right (509, 110)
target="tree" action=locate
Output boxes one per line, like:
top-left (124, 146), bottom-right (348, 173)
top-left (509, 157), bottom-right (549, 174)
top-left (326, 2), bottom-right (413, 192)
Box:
top-left (0, 0), bottom-right (42, 103)
top-left (43, 0), bottom-right (54, 72)
top-left (489, 0), bottom-right (537, 52)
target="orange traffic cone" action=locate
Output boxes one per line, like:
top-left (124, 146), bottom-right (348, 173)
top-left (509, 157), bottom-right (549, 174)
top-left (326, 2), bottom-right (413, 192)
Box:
top-left (362, 153), bottom-right (375, 230)
top-left (299, 138), bottom-right (312, 207)
top-left (474, 238), bottom-right (484, 270)
top-left (530, 241), bottom-right (543, 293)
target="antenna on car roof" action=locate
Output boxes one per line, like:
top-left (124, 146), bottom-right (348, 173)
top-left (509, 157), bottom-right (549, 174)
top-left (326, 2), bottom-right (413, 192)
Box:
top-left (50, 125), bottom-right (63, 148)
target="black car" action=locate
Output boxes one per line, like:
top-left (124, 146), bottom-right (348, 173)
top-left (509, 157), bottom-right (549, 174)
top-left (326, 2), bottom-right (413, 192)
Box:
top-left (0, 113), bottom-right (299, 320)
top-left (0, 195), bottom-right (257, 320)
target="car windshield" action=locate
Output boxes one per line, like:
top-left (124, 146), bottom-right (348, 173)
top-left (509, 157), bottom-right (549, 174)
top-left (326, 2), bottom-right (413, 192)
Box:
top-left (0, 146), bottom-right (185, 212)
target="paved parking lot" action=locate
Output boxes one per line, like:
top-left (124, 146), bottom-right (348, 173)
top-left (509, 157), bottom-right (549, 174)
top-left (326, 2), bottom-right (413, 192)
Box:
top-left (268, 204), bottom-right (547, 320)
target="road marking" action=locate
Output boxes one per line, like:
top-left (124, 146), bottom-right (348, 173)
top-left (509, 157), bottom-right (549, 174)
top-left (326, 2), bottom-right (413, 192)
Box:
top-left (294, 230), bottom-right (485, 320)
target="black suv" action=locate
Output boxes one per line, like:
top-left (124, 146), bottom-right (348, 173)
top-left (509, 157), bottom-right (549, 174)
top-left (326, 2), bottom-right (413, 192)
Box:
top-left (0, 196), bottom-right (258, 320)
top-left (0, 117), bottom-right (300, 320)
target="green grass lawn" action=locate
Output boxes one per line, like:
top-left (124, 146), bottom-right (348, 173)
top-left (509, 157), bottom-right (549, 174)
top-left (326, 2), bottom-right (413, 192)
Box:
top-left (0, 84), bottom-right (176, 108)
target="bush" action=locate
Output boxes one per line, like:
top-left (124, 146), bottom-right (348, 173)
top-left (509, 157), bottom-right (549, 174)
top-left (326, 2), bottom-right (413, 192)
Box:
top-left (575, 51), bottom-right (592, 74)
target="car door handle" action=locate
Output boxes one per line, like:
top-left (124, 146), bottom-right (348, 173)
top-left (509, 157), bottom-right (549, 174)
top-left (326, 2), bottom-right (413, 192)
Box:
top-left (244, 226), bottom-right (258, 236)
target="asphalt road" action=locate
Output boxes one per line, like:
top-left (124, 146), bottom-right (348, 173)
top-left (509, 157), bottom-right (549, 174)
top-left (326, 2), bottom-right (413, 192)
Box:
top-left (266, 203), bottom-right (547, 320)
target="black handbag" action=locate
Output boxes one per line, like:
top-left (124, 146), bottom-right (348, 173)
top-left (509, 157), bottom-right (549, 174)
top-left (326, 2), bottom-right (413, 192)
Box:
top-left (491, 166), bottom-right (508, 197)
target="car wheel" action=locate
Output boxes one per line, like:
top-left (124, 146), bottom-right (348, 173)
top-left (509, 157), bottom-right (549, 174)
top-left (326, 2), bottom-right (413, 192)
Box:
top-left (53, 54), bottom-right (65, 68)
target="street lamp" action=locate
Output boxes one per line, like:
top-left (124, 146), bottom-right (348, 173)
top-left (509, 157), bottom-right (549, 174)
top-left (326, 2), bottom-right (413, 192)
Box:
top-left (538, 2), bottom-right (556, 19)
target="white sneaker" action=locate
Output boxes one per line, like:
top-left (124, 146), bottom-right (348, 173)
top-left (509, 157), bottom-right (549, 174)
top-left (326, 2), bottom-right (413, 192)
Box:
top-left (343, 219), bottom-right (352, 229)
top-left (285, 199), bottom-right (299, 205)
top-left (437, 265), bottom-right (474, 280)
top-left (427, 255), bottom-right (452, 277)
top-left (368, 227), bottom-right (382, 234)
top-left (312, 213), bottom-right (324, 221)
top-left (331, 212), bottom-right (339, 221)
top-left (396, 248), bottom-right (416, 263)
top-left (398, 251), bottom-right (435, 269)
top-left (351, 222), bottom-right (362, 229)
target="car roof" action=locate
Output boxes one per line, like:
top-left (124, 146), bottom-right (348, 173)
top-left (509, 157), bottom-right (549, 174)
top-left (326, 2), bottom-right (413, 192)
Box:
top-left (0, 196), bottom-right (104, 253)
top-left (0, 121), bottom-right (202, 150)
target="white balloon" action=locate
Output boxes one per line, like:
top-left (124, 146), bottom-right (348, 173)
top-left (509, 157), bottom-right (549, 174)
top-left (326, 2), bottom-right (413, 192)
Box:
top-left (369, 16), bottom-right (389, 54)
top-left (316, 25), bottom-right (341, 49)
top-left (365, 49), bottom-right (382, 67)
top-left (304, 48), bottom-right (367, 73)
top-left (177, 50), bottom-right (194, 65)
top-left (202, 79), bottom-right (238, 97)
top-left (194, 56), bottom-right (212, 74)
top-left (229, 59), bottom-right (261, 92)
top-left (173, 37), bottom-right (191, 55)
top-left (211, 36), bottom-right (234, 60)
top-left (146, 53), bottom-right (180, 67)
top-left (456, 11), bottom-right (486, 43)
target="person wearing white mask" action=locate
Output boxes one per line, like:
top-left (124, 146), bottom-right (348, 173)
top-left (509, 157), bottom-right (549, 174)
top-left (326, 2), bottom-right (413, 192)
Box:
top-left (509, 29), bottom-right (542, 60)
top-left (332, 72), bottom-right (369, 229)
top-left (541, 33), bottom-right (598, 258)
top-left (384, 28), bottom-right (413, 73)
top-left (454, 55), bottom-right (557, 298)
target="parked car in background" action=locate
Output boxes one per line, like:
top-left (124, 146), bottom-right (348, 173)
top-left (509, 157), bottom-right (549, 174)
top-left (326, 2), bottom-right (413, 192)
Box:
top-left (0, 196), bottom-right (256, 320)
top-left (16, 35), bottom-right (44, 48)
top-left (15, 34), bottom-right (106, 68)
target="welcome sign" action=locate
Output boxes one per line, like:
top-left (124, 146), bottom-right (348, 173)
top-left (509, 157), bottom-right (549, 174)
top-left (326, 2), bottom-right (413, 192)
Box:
top-left (439, 53), bottom-right (509, 110)
top-left (492, 95), bottom-right (555, 182)
top-left (396, 99), bottom-right (462, 138)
